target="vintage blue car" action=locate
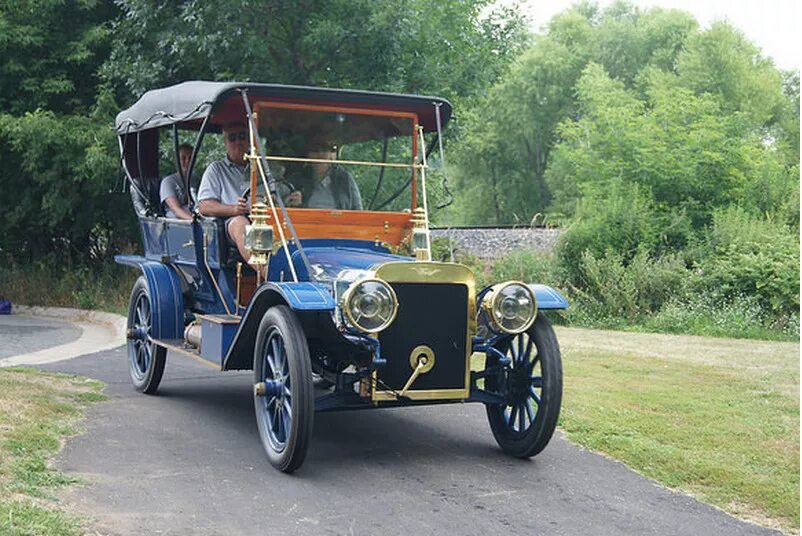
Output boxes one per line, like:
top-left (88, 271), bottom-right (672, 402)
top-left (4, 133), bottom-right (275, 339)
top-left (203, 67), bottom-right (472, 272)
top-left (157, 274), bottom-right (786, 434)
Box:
top-left (115, 81), bottom-right (568, 472)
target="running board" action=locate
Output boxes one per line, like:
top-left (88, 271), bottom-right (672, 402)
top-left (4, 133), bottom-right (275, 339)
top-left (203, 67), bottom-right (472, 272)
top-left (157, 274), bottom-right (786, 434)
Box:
top-left (154, 338), bottom-right (220, 370)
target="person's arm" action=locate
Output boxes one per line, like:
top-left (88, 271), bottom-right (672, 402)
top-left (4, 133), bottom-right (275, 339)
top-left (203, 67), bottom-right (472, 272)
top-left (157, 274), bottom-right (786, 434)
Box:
top-left (197, 164), bottom-right (249, 217)
top-left (198, 198), bottom-right (249, 217)
top-left (164, 196), bottom-right (193, 220)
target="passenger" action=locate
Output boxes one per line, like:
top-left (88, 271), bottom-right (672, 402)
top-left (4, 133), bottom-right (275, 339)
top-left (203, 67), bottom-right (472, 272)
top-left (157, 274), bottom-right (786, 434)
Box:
top-left (197, 122), bottom-right (253, 268)
top-left (160, 143), bottom-right (196, 220)
top-left (284, 145), bottom-right (362, 210)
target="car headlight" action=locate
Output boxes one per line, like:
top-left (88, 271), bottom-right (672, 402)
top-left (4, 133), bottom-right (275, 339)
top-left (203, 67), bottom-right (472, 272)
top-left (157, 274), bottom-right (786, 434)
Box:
top-left (341, 279), bottom-right (398, 334)
top-left (484, 282), bottom-right (537, 334)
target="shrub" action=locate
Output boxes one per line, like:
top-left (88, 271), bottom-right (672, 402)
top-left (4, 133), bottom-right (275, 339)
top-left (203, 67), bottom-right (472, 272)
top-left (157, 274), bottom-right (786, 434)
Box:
top-left (697, 207), bottom-right (800, 320)
top-left (557, 179), bottom-right (659, 284)
top-left (491, 250), bottom-right (563, 288)
top-left (645, 292), bottom-right (799, 341)
top-left (572, 249), bottom-right (690, 322)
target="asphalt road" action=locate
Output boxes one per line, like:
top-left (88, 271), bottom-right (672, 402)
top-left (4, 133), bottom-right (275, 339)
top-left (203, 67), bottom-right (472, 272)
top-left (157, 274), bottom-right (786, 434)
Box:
top-left (0, 314), bottom-right (81, 359)
top-left (32, 341), bottom-right (782, 536)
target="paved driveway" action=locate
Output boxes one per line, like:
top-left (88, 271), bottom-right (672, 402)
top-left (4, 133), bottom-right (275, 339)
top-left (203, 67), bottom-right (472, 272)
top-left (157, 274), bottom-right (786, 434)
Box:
top-left (35, 343), bottom-right (780, 536)
top-left (0, 314), bottom-right (81, 359)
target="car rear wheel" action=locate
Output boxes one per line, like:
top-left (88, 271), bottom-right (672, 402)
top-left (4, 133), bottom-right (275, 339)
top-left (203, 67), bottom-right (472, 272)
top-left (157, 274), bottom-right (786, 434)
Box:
top-left (253, 305), bottom-right (314, 473)
top-left (126, 276), bottom-right (167, 394)
top-left (484, 312), bottom-right (563, 458)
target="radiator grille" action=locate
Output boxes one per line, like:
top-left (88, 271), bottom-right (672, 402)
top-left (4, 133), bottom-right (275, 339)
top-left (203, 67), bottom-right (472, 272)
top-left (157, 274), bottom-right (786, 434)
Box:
top-left (377, 283), bottom-right (469, 393)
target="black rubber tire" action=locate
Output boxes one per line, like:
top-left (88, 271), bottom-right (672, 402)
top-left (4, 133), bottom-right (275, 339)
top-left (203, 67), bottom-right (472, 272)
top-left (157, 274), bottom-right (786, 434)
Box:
top-left (485, 312), bottom-right (563, 458)
top-left (126, 276), bottom-right (167, 394)
top-left (253, 305), bottom-right (314, 473)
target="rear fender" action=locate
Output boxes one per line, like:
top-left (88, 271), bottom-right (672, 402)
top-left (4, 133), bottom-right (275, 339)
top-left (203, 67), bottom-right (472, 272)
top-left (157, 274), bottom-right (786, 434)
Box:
top-left (222, 282), bottom-right (335, 370)
top-left (115, 255), bottom-right (185, 338)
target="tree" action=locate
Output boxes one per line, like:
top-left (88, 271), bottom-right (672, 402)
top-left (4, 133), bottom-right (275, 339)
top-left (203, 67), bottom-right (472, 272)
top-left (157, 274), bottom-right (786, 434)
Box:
top-left (101, 0), bottom-right (527, 107)
top-left (448, 2), bottom-right (698, 224)
top-left (0, 1), bottom-right (117, 114)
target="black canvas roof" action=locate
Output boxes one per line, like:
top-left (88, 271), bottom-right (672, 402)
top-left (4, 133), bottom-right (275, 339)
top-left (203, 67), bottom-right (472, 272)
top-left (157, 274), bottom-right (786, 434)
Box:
top-left (115, 81), bottom-right (452, 135)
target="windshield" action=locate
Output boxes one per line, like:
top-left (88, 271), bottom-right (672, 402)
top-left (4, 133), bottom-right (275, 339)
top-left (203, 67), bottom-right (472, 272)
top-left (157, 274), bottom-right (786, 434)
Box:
top-left (254, 104), bottom-right (418, 212)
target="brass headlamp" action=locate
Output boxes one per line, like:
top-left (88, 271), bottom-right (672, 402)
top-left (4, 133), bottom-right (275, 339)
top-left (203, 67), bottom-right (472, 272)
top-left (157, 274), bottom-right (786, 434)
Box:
top-left (481, 281), bottom-right (537, 334)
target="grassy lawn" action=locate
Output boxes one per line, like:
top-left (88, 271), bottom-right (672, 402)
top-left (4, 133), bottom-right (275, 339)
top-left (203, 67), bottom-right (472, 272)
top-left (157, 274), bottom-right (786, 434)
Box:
top-left (0, 368), bottom-right (106, 536)
top-left (555, 326), bottom-right (800, 534)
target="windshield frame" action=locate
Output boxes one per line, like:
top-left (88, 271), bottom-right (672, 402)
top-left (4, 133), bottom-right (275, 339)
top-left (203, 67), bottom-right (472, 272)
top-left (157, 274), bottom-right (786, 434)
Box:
top-left (252, 101), bottom-right (421, 210)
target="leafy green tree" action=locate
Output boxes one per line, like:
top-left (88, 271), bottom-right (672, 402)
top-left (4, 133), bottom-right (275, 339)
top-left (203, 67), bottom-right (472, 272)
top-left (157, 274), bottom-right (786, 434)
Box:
top-left (0, 107), bottom-right (132, 264)
top-left (101, 0), bottom-right (527, 106)
top-left (449, 2), bottom-right (698, 224)
top-left (0, 0), bottom-right (117, 114)
top-left (677, 22), bottom-right (786, 128)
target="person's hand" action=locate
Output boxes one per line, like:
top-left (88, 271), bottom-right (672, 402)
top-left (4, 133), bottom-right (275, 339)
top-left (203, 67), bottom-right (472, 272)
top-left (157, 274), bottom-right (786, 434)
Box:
top-left (284, 190), bottom-right (303, 207)
top-left (233, 196), bottom-right (250, 216)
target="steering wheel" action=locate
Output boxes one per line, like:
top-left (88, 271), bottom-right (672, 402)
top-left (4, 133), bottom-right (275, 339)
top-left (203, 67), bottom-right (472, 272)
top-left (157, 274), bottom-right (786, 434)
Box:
top-left (242, 177), bottom-right (297, 203)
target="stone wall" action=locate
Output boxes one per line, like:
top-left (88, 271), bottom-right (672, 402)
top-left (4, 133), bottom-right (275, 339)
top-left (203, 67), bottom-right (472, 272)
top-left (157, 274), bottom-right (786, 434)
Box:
top-left (431, 227), bottom-right (561, 260)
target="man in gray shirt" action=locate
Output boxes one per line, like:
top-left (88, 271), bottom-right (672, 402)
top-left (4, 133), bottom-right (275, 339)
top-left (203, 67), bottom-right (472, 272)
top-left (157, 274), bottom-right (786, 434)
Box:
top-left (197, 123), bottom-right (252, 265)
top-left (160, 143), bottom-right (195, 220)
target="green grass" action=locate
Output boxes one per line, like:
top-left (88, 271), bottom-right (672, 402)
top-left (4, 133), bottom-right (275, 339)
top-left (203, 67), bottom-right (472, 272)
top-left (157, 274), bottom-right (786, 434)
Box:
top-left (556, 328), bottom-right (799, 533)
top-left (0, 368), bottom-right (106, 536)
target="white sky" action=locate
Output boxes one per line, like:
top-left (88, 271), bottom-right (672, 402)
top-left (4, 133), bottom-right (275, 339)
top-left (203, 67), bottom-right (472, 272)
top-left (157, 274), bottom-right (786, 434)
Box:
top-left (519, 0), bottom-right (800, 71)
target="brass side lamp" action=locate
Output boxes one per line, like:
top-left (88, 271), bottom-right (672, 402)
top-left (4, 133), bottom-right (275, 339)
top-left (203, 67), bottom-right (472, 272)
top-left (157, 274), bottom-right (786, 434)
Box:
top-left (411, 207), bottom-right (431, 262)
top-left (245, 202), bottom-right (274, 268)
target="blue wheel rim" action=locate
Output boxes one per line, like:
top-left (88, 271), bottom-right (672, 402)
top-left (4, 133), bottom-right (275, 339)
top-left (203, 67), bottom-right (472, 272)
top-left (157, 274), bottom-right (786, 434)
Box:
top-left (129, 292), bottom-right (152, 379)
top-left (500, 332), bottom-right (541, 435)
top-left (259, 328), bottom-right (292, 453)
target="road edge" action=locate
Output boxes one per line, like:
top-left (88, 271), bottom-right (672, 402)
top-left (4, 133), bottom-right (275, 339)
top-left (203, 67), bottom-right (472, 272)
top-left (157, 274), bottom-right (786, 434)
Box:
top-left (0, 305), bottom-right (126, 367)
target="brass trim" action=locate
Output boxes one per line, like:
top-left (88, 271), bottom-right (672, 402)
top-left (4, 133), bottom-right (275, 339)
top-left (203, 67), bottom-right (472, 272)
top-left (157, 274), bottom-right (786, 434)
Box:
top-left (372, 262), bottom-right (476, 401)
top-left (372, 387), bottom-right (468, 402)
top-left (341, 278), bottom-right (399, 334)
top-left (249, 154), bottom-right (424, 170)
top-left (235, 262), bottom-right (242, 310)
top-left (408, 345), bottom-right (435, 373)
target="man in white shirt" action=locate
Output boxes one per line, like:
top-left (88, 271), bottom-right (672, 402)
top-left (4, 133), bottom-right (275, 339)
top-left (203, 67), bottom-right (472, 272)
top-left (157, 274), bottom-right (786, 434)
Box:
top-left (197, 123), bottom-right (253, 266)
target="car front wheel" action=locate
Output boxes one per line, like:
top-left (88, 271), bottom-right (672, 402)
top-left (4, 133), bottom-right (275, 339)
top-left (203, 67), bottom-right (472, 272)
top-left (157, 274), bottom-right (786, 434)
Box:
top-left (253, 305), bottom-right (314, 473)
top-left (484, 312), bottom-right (563, 458)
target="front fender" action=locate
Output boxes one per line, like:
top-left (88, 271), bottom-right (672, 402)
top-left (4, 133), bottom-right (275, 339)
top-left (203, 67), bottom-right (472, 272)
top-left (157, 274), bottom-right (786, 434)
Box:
top-left (222, 282), bottom-right (335, 370)
top-left (115, 255), bottom-right (185, 339)
top-left (528, 284), bottom-right (569, 310)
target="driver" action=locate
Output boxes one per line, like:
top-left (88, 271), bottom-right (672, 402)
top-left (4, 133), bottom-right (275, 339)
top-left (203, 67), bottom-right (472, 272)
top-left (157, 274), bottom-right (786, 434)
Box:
top-left (197, 122), bottom-right (253, 267)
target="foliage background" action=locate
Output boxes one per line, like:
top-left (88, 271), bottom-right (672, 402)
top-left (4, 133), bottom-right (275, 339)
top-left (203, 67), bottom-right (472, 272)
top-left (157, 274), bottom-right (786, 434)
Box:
top-left (0, 0), bottom-right (798, 337)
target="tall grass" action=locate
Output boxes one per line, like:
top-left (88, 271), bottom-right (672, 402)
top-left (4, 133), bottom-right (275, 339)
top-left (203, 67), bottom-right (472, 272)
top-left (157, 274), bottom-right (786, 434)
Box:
top-left (0, 259), bottom-right (136, 315)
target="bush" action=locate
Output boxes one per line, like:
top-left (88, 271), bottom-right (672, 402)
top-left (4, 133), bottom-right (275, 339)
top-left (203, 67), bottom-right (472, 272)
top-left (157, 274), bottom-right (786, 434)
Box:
top-left (697, 207), bottom-right (800, 320)
top-left (557, 180), bottom-right (659, 284)
top-left (645, 293), bottom-right (799, 341)
top-left (491, 250), bottom-right (563, 288)
top-left (570, 249), bottom-right (690, 322)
